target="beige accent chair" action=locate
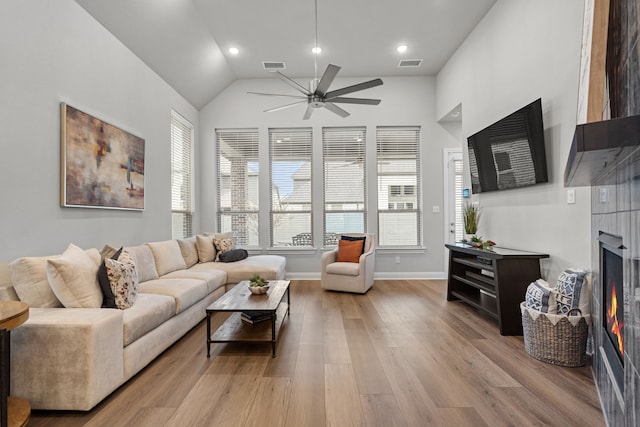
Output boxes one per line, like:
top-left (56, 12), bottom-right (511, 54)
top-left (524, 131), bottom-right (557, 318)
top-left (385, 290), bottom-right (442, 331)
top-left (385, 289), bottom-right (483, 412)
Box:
top-left (321, 233), bottom-right (376, 294)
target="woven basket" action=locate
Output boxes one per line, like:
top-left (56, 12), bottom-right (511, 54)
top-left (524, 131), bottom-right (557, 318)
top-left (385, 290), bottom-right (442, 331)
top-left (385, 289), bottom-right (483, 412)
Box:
top-left (520, 302), bottom-right (590, 367)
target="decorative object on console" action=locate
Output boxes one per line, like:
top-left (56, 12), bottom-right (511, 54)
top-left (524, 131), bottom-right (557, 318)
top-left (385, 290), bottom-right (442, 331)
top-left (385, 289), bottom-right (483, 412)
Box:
top-left (60, 103), bottom-right (145, 210)
top-left (462, 202), bottom-right (480, 237)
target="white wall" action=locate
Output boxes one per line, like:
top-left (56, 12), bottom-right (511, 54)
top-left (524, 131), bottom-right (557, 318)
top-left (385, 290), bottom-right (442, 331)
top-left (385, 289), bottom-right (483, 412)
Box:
top-left (0, 0), bottom-right (198, 260)
top-left (199, 76), bottom-right (461, 276)
top-left (436, 0), bottom-right (590, 280)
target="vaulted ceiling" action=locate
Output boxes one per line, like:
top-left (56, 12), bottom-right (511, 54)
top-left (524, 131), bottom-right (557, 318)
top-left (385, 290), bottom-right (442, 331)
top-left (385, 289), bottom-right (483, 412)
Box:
top-left (76, 0), bottom-right (497, 109)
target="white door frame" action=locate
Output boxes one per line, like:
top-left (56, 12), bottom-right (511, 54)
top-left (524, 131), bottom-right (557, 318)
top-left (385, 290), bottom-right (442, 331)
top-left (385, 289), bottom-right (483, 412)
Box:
top-left (443, 148), bottom-right (462, 276)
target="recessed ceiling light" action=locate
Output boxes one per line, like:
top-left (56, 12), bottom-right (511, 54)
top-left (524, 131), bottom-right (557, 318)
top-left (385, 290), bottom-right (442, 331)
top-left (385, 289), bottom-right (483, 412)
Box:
top-left (397, 45), bottom-right (408, 53)
top-left (312, 46), bottom-right (322, 54)
top-left (228, 47), bottom-right (239, 55)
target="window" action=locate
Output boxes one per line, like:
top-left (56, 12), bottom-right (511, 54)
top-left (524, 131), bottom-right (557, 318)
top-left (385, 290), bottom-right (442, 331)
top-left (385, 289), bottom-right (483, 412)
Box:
top-left (377, 126), bottom-right (421, 246)
top-left (216, 129), bottom-right (259, 246)
top-left (170, 111), bottom-right (193, 239)
top-left (269, 128), bottom-right (313, 247)
top-left (323, 127), bottom-right (366, 245)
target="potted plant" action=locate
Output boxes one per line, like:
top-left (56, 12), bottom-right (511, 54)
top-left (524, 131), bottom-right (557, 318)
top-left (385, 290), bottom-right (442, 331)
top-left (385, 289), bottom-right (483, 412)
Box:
top-left (463, 202), bottom-right (480, 240)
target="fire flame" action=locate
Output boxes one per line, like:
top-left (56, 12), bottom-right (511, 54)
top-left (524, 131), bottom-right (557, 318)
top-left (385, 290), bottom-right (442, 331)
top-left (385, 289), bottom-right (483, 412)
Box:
top-left (607, 284), bottom-right (624, 356)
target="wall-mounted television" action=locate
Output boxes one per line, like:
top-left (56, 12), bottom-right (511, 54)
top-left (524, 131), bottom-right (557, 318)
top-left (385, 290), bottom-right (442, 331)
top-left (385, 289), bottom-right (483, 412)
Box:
top-left (467, 98), bottom-right (548, 193)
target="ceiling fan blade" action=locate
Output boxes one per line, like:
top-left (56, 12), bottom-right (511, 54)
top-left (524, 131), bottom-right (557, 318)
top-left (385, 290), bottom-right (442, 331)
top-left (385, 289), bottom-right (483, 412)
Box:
top-left (328, 97), bottom-right (381, 105)
top-left (248, 91), bottom-right (307, 99)
top-left (314, 64), bottom-right (341, 96)
top-left (275, 72), bottom-right (312, 95)
top-left (324, 102), bottom-right (350, 118)
top-left (302, 104), bottom-right (314, 120)
top-left (264, 100), bottom-right (308, 113)
top-left (325, 78), bottom-right (383, 99)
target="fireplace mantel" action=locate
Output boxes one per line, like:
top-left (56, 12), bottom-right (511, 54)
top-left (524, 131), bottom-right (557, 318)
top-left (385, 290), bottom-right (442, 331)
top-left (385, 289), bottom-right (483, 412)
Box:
top-left (564, 114), bottom-right (640, 187)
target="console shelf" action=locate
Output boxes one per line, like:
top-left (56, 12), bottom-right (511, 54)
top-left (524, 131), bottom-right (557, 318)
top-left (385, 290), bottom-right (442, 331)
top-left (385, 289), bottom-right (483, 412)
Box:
top-left (446, 243), bottom-right (549, 335)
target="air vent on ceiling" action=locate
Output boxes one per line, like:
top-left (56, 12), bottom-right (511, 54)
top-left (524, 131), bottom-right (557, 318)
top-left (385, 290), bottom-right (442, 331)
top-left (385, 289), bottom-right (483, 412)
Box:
top-left (398, 59), bottom-right (423, 68)
top-left (262, 61), bottom-right (286, 71)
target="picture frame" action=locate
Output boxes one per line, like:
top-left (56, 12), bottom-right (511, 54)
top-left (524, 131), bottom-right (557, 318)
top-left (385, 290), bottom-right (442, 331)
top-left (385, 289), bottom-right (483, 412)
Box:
top-left (60, 103), bottom-right (145, 210)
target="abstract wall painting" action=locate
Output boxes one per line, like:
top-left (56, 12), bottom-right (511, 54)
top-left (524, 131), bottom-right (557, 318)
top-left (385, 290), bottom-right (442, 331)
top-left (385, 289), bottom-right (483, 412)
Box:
top-left (60, 103), bottom-right (145, 210)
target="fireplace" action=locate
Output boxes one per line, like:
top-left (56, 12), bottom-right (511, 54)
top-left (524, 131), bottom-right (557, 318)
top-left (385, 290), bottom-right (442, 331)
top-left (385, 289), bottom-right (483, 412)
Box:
top-left (598, 232), bottom-right (625, 401)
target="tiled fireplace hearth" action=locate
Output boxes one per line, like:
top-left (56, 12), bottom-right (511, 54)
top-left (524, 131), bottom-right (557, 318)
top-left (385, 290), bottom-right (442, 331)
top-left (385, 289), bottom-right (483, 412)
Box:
top-left (565, 114), bottom-right (640, 425)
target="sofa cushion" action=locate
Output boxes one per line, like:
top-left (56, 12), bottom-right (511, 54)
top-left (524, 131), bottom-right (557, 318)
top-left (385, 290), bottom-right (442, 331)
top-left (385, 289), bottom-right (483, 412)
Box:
top-left (125, 245), bottom-right (159, 283)
top-left (161, 269), bottom-right (227, 294)
top-left (177, 237), bottom-right (199, 268)
top-left (47, 244), bottom-right (103, 308)
top-left (147, 240), bottom-right (187, 276)
top-left (191, 255), bottom-right (286, 284)
top-left (9, 256), bottom-right (63, 308)
top-left (138, 278), bottom-right (208, 314)
top-left (326, 262), bottom-right (360, 276)
top-left (195, 235), bottom-right (216, 263)
top-left (98, 247), bottom-right (123, 308)
top-left (121, 293), bottom-right (175, 346)
top-left (8, 247), bottom-right (101, 308)
top-left (104, 250), bottom-right (139, 310)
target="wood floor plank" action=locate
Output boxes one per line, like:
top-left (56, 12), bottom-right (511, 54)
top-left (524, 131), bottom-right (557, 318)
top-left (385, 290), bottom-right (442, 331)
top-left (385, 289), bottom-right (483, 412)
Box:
top-left (244, 377), bottom-right (292, 427)
top-left (360, 394), bottom-right (407, 427)
top-left (28, 280), bottom-right (605, 427)
top-left (325, 363), bottom-right (365, 427)
top-left (284, 344), bottom-right (326, 427)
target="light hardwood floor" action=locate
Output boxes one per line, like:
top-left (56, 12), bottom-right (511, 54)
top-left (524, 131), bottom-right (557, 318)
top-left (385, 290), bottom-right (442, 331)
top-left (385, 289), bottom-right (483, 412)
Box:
top-left (29, 280), bottom-right (605, 426)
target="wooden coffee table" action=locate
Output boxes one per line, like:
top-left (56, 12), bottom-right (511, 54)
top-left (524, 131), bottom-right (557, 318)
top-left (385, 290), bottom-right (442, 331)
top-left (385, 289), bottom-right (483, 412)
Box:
top-left (206, 280), bottom-right (290, 358)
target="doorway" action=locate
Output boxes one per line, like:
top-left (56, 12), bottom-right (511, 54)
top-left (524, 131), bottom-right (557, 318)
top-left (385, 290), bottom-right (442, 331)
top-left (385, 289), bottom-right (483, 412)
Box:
top-left (443, 148), bottom-right (463, 274)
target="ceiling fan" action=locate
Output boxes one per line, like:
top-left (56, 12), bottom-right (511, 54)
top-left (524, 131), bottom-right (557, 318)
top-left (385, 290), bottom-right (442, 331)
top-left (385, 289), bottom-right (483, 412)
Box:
top-left (248, 0), bottom-right (383, 120)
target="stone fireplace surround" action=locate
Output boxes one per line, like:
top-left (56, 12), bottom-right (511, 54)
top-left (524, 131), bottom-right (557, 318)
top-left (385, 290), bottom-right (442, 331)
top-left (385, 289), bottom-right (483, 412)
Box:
top-left (588, 144), bottom-right (640, 426)
top-left (565, 114), bottom-right (640, 425)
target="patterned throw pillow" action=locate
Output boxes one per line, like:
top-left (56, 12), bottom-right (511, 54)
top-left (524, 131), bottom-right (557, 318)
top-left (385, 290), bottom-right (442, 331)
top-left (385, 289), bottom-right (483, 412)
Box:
top-left (104, 250), bottom-right (138, 309)
top-left (98, 247), bottom-right (123, 308)
top-left (525, 279), bottom-right (557, 313)
top-left (555, 268), bottom-right (588, 315)
top-left (214, 237), bottom-right (236, 262)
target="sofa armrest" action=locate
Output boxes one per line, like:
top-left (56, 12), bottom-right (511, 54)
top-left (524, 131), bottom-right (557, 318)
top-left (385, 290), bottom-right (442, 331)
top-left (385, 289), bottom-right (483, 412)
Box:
top-left (11, 307), bottom-right (124, 410)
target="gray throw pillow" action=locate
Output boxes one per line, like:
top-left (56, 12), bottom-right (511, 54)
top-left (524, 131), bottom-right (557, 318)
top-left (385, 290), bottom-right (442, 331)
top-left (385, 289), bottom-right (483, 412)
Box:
top-left (218, 249), bottom-right (248, 263)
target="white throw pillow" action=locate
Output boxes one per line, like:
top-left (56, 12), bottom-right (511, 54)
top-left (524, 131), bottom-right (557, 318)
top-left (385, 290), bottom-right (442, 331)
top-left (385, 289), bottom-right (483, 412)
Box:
top-left (147, 240), bottom-right (187, 276)
top-left (124, 245), bottom-right (159, 283)
top-left (9, 255), bottom-right (63, 308)
top-left (47, 243), bottom-right (102, 308)
top-left (177, 236), bottom-right (199, 268)
top-left (196, 235), bottom-right (216, 263)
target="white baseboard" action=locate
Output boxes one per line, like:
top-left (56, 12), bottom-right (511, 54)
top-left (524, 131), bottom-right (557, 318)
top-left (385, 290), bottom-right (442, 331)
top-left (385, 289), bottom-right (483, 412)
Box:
top-left (284, 272), bottom-right (447, 281)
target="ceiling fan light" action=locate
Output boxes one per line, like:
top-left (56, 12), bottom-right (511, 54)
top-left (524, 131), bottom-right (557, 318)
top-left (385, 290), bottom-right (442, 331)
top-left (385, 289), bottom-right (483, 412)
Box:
top-left (311, 46), bottom-right (322, 54)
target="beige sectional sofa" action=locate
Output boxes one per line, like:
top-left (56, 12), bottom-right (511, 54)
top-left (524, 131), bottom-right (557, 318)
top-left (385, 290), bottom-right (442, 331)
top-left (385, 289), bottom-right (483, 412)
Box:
top-left (0, 235), bottom-right (286, 411)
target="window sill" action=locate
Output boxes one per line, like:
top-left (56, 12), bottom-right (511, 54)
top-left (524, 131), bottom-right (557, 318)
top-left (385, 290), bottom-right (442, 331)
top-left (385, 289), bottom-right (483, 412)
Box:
top-left (375, 247), bottom-right (427, 255)
top-left (266, 247), bottom-right (317, 256)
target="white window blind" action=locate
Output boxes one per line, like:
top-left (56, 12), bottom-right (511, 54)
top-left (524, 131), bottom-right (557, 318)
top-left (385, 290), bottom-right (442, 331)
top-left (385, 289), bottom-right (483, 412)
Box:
top-left (216, 129), bottom-right (260, 246)
top-left (323, 127), bottom-right (366, 246)
top-left (269, 128), bottom-right (313, 247)
top-left (454, 158), bottom-right (464, 242)
top-left (170, 111), bottom-right (193, 239)
top-left (377, 126), bottom-right (421, 246)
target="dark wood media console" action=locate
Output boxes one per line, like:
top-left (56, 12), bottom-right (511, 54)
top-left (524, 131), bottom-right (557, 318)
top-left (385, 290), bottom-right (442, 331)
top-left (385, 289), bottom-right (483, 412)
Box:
top-left (445, 243), bottom-right (549, 335)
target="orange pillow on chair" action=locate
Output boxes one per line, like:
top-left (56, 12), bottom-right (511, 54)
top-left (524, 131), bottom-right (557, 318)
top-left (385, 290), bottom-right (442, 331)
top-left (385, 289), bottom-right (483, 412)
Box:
top-left (336, 239), bottom-right (364, 263)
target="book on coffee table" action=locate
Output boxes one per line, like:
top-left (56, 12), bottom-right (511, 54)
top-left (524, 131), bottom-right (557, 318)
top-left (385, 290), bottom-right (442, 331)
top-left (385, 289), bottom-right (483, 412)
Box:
top-left (241, 311), bottom-right (274, 324)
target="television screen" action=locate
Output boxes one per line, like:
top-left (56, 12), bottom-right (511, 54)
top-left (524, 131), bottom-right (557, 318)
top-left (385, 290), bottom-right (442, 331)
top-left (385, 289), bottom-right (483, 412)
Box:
top-left (467, 98), bottom-right (548, 193)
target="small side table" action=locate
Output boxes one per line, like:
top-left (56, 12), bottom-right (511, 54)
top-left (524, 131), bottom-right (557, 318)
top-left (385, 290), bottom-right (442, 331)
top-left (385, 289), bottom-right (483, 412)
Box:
top-left (0, 302), bottom-right (30, 427)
